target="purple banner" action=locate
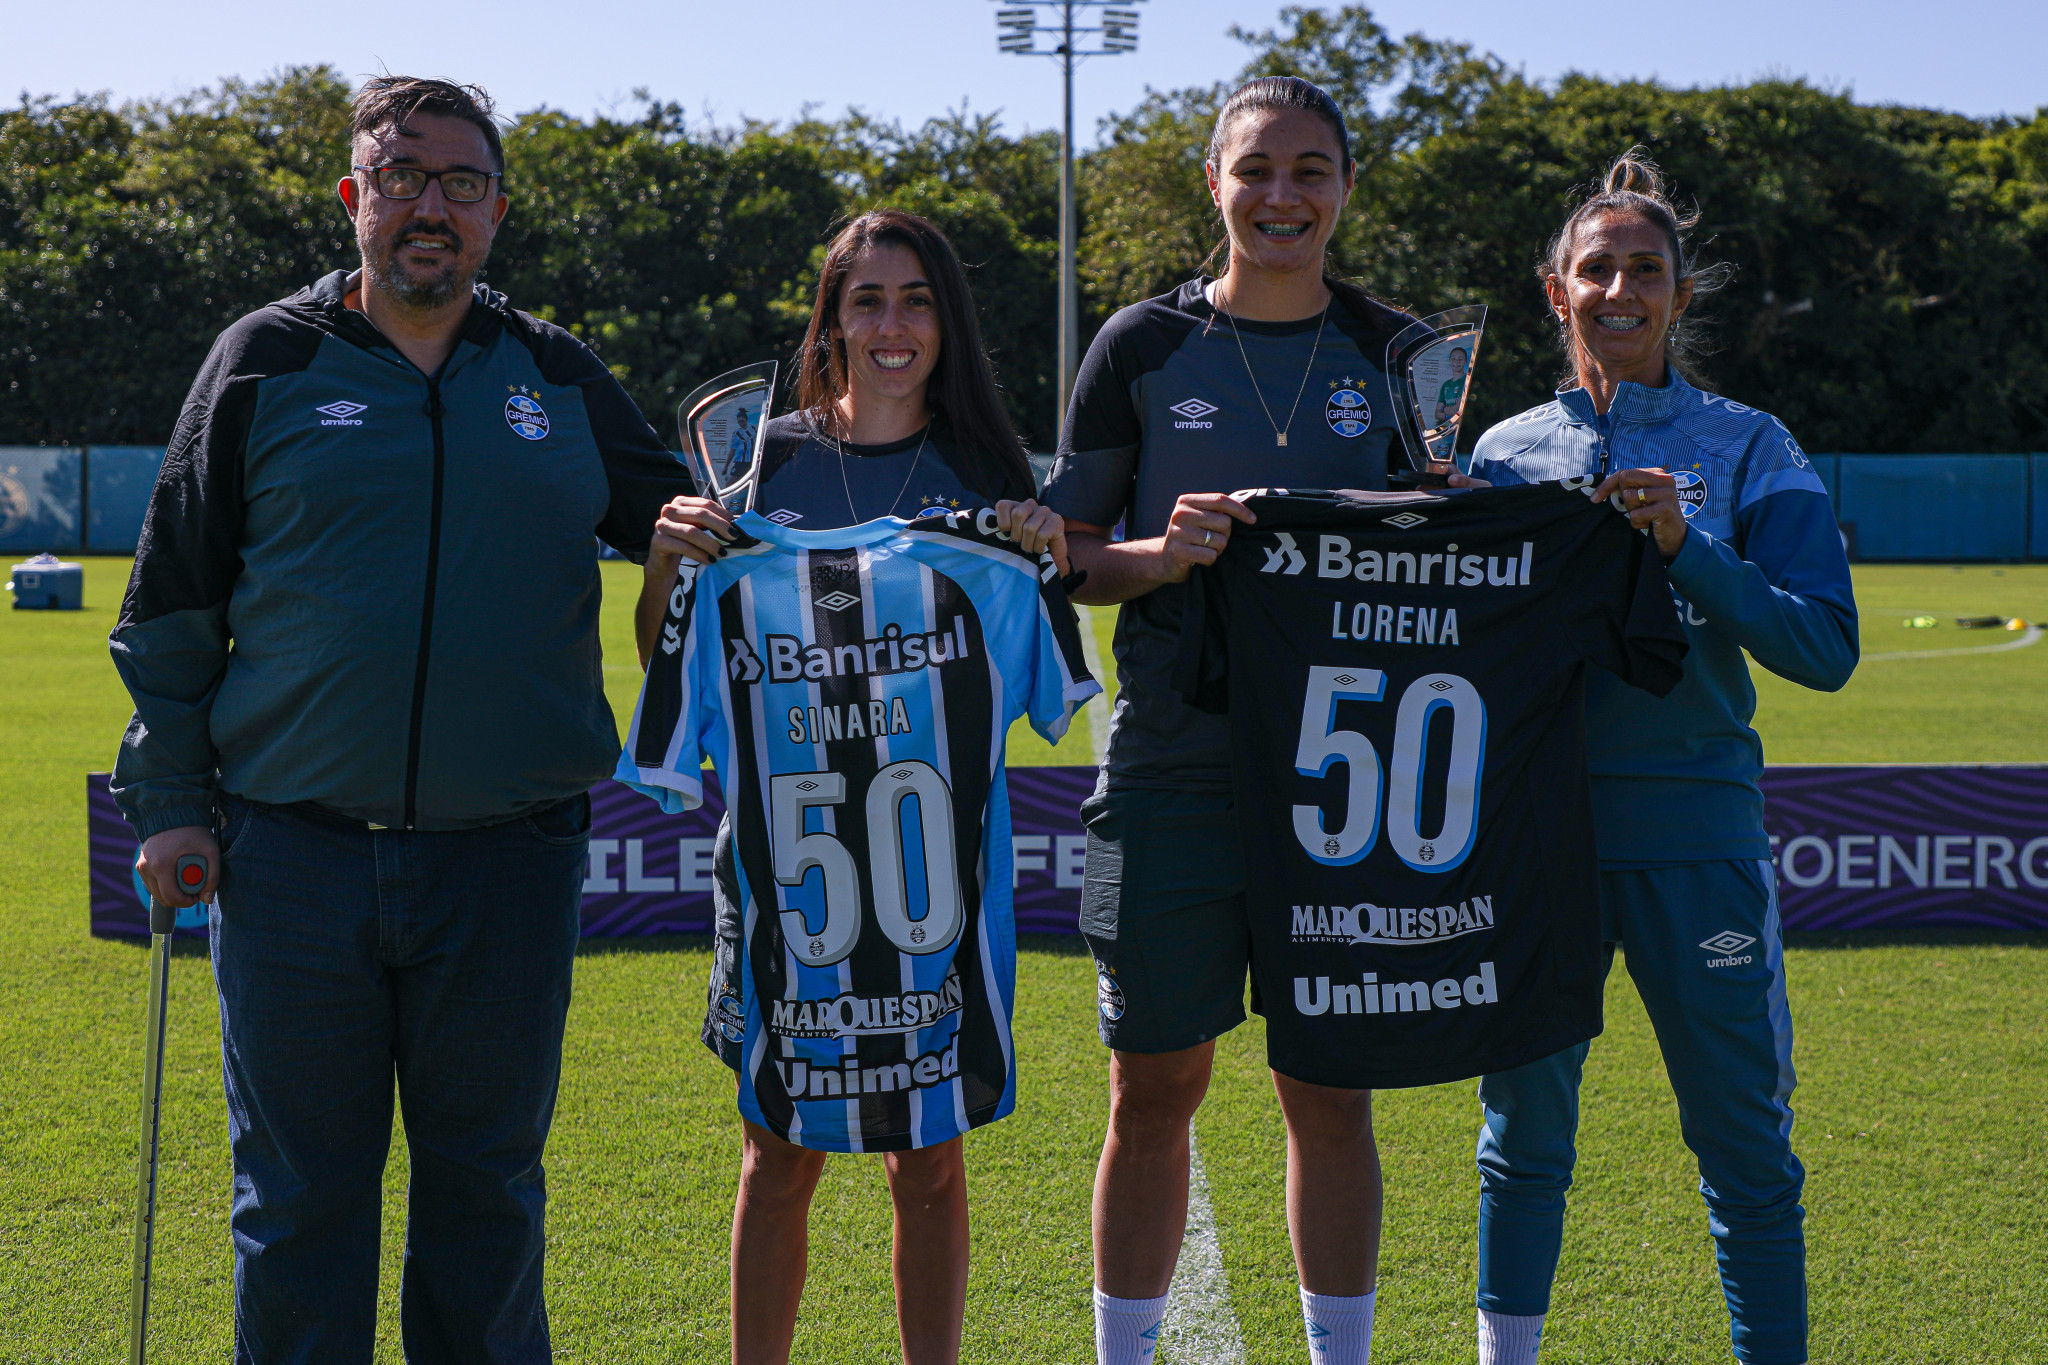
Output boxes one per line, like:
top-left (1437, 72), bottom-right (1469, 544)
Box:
top-left (1760, 765), bottom-right (2048, 931)
top-left (86, 768), bottom-right (1101, 940)
top-left (85, 765), bottom-right (2048, 939)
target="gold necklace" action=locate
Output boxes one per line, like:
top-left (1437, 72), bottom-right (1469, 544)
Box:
top-left (1217, 289), bottom-right (1329, 448)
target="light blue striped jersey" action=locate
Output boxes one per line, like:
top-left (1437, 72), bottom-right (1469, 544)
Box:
top-left (618, 509), bottom-right (1100, 1150)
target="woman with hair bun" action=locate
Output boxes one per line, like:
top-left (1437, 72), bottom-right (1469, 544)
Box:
top-left (1042, 75), bottom-right (1413, 1365)
top-left (1456, 150), bottom-right (1859, 1365)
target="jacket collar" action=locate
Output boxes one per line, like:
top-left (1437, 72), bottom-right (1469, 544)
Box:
top-left (1555, 369), bottom-right (1692, 428)
top-left (292, 269), bottom-right (512, 354)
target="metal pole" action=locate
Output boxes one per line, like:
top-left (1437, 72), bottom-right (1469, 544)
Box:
top-left (1057, 1), bottom-right (1079, 438)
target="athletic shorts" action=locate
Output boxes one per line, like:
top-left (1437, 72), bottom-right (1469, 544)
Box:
top-left (1078, 784), bottom-right (1256, 1053)
top-left (702, 815), bottom-right (746, 1069)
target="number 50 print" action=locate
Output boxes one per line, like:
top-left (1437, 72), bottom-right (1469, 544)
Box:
top-left (1293, 666), bottom-right (1487, 872)
top-left (771, 762), bottom-right (965, 967)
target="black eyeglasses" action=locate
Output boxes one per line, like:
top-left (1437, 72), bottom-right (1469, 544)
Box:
top-left (353, 164), bottom-right (501, 204)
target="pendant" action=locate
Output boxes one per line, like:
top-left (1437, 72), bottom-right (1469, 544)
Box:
top-left (1276, 433), bottom-right (1288, 447)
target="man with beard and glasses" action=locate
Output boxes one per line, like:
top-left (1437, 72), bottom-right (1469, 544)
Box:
top-left (108, 76), bottom-right (688, 1362)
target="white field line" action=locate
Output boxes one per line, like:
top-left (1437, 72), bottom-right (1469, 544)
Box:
top-left (1160, 1126), bottom-right (1247, 1365)
top-left (1075, 604), bottom-right (1112, 764)
top-left (1864, 623), bottom-right (2042, 662)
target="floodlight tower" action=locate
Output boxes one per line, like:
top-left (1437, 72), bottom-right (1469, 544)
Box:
top-left (994, 0), bottom-right (1141, 435)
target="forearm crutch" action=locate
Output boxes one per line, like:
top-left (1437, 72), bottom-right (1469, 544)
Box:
top-left (127, 852), bottom-right (208, 1364)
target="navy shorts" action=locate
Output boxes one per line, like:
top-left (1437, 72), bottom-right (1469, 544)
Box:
top-left (1077, 784), bottom-right (1255, 1053)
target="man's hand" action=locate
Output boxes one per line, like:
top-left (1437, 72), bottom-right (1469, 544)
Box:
top-left (994, 498), bottom-right (1070, 577)
top-left (1446, 473), bottom-right (1492, 489)
top-left (1154, 493), bottom-right (1257, 584)
top-left (137, 825), bottom-right (221, 908)
top-left (1592, 467), bottom-right (1687, 560)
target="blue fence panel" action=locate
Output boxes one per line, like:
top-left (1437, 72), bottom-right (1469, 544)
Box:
top-left (1805, 454), bottom-right (1839, 505)
top-left (0, 447), bottom-right (83, 552)
top-left (2034, 455), bottom-right (2048, 560)
top-left (1834, 454), bottom-right (2030, 560)
top-left (86, 446), bottom-right (166, 552)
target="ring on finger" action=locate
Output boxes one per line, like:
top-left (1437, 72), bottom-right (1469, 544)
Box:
top-left (1202, 530), bottom-right (1213, 546)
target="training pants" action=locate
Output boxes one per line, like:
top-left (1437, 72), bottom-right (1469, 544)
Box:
top-left (1474, 859), bottom-right (1807, 1365)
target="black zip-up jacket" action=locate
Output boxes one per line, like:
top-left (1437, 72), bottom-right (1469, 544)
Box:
top-left (110, 270), bottom-right (690, 838)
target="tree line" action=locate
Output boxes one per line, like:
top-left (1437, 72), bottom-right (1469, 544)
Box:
top-left (4, 5), bottom-right (2044, 453)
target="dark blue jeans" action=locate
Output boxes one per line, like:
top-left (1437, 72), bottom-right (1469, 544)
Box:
top-left (211, 793), bottom-right (590, 1364)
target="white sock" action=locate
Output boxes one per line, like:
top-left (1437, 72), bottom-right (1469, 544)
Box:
top-left (1477, 1309), bottom-right (1545, 1364)
top-left (1300, 1286), bottom-right (1375, 1364)
top-left (1093, 1288), bottom-right (1168, 1365)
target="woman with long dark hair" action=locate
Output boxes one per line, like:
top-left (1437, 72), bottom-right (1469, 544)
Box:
top-left (1457, 151), bottom-right (1857, 1365)
top-left (1041, 76), bottom-right (1412, 1365)
top-left (635, 209), bottom-right (1071, 1365)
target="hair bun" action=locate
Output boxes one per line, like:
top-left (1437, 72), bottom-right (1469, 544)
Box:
top-left (1604, 148), bottom-right (1667, 199)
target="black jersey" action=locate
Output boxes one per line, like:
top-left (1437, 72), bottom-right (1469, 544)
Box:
top-left (1174, 482), bottom-right (1688, 1088)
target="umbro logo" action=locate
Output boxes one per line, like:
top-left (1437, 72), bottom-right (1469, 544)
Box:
top-left (813, 590), bottom-right (861, 612)
top-left (1700, 930), bottom-right (1756, 968)
top-left (315, 400), bottom-right (367, 427)
top-left (1382, 512), bottom-right (1429, 529)
top-left (1170, 397), bottom-right (1217, 430)
top-left (764, 509), bottom-right (803, 525)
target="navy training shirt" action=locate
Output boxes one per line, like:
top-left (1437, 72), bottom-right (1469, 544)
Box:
top-left (1042, 277), bottom-right (1412, 790)
top-left (754, 412), bottom-right (986, 529)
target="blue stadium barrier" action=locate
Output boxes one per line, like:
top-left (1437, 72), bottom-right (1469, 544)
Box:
top-left (2034, 455), bottom-right (2048, 560)
top-left (0, 447), bottom-right (84, 553)
top-left (20, 445), bottom-right (2047, 559)
top-left (1805, 453), bottom-right (1839, 504)
top-left (86, 446), bottom-right (166, 551)
top-left (1833, 454), bottom-right (2031, 561)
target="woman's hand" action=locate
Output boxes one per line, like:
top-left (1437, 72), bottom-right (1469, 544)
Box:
top-left (1592, 467), bottom-right (1687, 559)
top-left (636, 496), bottom-right (733, 669)
top-left (1154, 492), bottom-right (1257, 584)
top-left (995, 498), bottom-right (1071, 577)
top-left (649, 495), bottom-right (734, 570)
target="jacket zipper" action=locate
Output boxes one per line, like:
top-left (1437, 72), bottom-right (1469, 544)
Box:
top-left (403, 378), bottom-right (449, 830)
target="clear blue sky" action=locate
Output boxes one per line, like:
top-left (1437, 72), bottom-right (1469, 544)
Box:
top-left (10, 0), bottom-right (2043, 143)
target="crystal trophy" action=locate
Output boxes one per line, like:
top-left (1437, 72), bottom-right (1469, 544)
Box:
top-left (677, 361), bottom-right (778, 513)
top-left (1386, 306), bottom-right (1486, 489)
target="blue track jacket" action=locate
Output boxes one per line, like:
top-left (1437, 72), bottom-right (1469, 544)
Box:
top-left (1470, 373), bottom-right (1858, 863)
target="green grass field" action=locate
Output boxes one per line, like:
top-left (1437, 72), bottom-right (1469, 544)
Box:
top-left (2, 559), bottom-right (2043, 1362)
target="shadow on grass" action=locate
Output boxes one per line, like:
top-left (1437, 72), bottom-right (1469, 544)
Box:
top-left (1786, 928), bottom-right (2048, 950)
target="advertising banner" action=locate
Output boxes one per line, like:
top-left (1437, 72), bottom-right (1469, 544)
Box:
top-left (88, 765), bottom-right (2048, 939)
